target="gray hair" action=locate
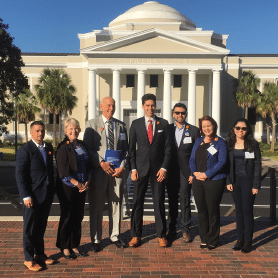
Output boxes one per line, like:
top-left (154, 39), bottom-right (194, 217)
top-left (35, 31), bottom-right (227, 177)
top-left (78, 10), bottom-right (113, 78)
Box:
top-left (63, 118), bottom-right (81, 132)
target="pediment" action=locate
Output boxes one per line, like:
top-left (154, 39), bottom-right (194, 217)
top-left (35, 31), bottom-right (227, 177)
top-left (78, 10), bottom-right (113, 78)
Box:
top-left (81, 28), bottom-right (229, 55)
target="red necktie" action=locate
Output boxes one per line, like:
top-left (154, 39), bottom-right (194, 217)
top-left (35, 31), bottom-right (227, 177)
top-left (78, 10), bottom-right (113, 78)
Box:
top-left (147, 119), bottom-right (153, 144)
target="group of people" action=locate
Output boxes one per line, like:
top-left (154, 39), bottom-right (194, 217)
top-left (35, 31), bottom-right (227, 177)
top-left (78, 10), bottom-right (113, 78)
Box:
top-left (15, 93), bottom-right (262, 272)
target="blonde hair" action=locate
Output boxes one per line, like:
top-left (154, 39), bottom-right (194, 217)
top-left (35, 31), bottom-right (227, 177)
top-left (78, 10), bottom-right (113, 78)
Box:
top-left (63, 118), bottom-right (81, 133)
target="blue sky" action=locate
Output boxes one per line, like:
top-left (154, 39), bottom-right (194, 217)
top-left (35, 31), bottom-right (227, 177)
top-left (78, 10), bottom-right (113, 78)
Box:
top-left (2, 0), bottom-right (278, 54)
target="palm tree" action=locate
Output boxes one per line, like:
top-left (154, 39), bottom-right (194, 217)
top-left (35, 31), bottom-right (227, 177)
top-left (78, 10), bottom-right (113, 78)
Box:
top-left (234, 71), bottom-right (261, 119)
top-left (256, 82), bottom-right (278, 151)
top-left (16, 89), bottom-right (41, 142)
top-left (35, 69), bottom-right (77, 146)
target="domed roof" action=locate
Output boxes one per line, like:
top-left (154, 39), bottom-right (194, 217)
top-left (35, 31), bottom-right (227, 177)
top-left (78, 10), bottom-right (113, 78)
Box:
top-left (109, 1), bottom-right (196, 28)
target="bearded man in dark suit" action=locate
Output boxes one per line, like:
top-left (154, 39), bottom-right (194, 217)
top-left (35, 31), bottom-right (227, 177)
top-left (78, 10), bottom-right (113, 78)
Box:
top-left (15, 121), bottom-right (55, 271)
top-left (129, 93), bottom-right (171, 248)
top-left (166, 103), bottom-right (200, 242)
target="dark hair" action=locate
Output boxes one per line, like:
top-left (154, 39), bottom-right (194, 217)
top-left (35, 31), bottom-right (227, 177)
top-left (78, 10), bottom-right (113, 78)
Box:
top-left (142, 94), bottom-right (156, 105)
top-left (226, 118), bottom-right (256, 151)
top-left (199, 116), bottom-right (217, 137)
top-left (30, 121), bottom-right (45, 129)
top-left (172, 103), bottom-right (187, 113)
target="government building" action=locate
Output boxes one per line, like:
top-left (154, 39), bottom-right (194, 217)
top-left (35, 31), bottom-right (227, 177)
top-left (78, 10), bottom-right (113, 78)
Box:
top-left (7, 1), bottom-right (278, 140)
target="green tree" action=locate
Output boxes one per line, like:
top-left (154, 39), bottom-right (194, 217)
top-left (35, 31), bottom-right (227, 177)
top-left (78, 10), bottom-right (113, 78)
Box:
top-left (35, 68), bottom-right (77, 146)
top-left (16, 89), bottom-right (41, 142)
top-left (234, 70), bottom-right (261, 119)
top-left (0, 18), bottom-right (29, 133)
top-left (256, 82), bottom-right (278, 151)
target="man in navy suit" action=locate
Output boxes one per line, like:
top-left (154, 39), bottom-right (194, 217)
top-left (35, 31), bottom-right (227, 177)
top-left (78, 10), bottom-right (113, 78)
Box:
top-left (129, 94), bottom-right (171, 248)
top-left (16, 121), bottom-right (55, 271)
top-left (166, 103), bottom-right (200, 242)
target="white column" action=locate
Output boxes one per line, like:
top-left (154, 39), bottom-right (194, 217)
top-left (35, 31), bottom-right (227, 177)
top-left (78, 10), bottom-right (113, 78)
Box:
top-left (212, 70), bottom-right (221, 135)
top-left (208, 72), bottom-right (213, 116)
top-left (113, 69), bottom-right (121, 120)
top-left (163, 69), bottom-right (172, 123)
top-left (137, 70), bottom-right (146, 118)
top-left (187, 70), bottom-right (197, 126)
top-left (88, 69), bottom-right (97, 120)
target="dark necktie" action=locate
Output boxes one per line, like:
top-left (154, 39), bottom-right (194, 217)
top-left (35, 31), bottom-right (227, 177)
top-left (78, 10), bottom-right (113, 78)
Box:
top-left (147, 119), bottom-right (153, 144)
top-left (108, 120), bottom-right (114, 150)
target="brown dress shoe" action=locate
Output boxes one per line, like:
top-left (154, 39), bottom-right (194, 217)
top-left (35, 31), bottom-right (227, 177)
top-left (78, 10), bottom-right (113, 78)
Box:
top-left (158, 237), bottom-right (169, 247)
top-left (35, 254), bottom-right (55, 265)
top-left (129, 237), bottom-right (142, 247)
top-left (183, 232), bottom-right (192, 243)
top-left (24, 261), bottom-right (42, 271)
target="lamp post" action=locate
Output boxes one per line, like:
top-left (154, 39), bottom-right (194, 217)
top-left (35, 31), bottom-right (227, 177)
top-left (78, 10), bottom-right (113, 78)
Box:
top-left (14, 92), bottom-right (18, 158)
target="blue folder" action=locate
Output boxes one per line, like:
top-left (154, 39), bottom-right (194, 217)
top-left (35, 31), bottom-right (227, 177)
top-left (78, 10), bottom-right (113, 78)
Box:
top-left (104, 150), bottom-right (124, 169)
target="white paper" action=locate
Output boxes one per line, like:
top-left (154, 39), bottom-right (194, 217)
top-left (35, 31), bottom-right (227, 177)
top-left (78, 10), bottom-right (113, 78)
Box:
top-left (183, 137), bottom-right (192, 144)
top-left (245, 152), bottom-right (255, 159)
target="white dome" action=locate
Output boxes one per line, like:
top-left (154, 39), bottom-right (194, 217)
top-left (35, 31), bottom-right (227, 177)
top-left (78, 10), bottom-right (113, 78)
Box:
top-left (109, 1), bottom-right (196, 28)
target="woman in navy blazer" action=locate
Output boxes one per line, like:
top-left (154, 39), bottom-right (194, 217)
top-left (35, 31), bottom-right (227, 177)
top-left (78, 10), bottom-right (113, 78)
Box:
top-left (226, 118), bottom-right (261, 253)
top-left (189, 116), bottom-right (228, 249)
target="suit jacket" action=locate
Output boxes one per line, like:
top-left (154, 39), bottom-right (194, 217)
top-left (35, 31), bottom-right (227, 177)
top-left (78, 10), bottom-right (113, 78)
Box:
top-left (189, 136), bottom-right (228, 180)
top-left (55, 137), bottom-right (92, 185)
top-left (83, 116), bottom-right (128, 170)
top-left (226, 141), bottom-right (262, 190)
top-left (129, 116), bottom-right (171, 177)
top-left (15, 140), bottom-right (54, 204)
top-left (168, 122), bottom-right (200, 179)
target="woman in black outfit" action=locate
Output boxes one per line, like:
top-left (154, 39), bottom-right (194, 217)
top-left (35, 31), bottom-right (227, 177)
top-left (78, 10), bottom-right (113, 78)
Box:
top-left (226, 118), bottom-right (261, 253)
top-left (56, 118), bottom-right (91, 259)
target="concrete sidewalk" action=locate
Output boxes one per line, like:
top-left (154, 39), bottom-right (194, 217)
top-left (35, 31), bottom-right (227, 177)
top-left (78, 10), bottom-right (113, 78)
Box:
top-left (0, 217), bottom-right (277, 277)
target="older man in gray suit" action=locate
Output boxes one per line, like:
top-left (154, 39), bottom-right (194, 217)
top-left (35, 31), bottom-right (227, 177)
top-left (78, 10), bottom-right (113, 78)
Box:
top-left (83, 97), bottom-right (128, 252)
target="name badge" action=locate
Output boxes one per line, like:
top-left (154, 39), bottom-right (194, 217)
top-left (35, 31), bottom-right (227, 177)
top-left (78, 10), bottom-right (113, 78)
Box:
top-left (207, 145), bottom-right (218, 155)
top-left (245, 152), bottom-right (255, 159)
top-left (183, 137), bottom-right (192, 144)
top-left (119, 133), bottom-right (126, 140)
top-left (184, 131), bottom-right (190, 137)
top-left (76, 147), bottom-right (85, 155)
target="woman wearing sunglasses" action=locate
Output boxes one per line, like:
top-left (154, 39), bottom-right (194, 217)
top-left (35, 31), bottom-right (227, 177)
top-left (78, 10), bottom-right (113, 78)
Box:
top-left (226, 118), bottom-right (262, 253)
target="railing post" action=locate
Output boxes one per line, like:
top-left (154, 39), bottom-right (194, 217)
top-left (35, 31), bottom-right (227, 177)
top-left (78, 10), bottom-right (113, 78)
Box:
top-left (269, 167), bottom-right (277, 222)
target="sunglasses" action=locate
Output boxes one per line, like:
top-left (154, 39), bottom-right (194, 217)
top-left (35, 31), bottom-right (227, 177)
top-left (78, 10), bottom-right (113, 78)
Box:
top-left (174, 111), bottom-right (186, 115)
top-left (235, 126), bottom-right (247, 131)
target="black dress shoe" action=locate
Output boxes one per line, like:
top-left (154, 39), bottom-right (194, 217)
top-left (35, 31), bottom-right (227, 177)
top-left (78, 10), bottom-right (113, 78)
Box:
top-left (207, 245), bottom-right (217, 250)
top-left (111, 240), bottom-right (127, 248)
top-left (233, 240), bottom-right (245, 251)
top-left (200, 244), bottom-right (207, 249)
top-left (166, 230), bottom-right (177, 240)
top-left (91, 243), bottom-right (101, 253)
top-left (241, 243), bottom-right (252, 253)
top-left (62, 252), bottom-right (76, 260)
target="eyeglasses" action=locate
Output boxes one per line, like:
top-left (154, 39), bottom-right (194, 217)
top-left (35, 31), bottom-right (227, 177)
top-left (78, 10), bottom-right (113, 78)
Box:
top-left (174, 111), bottom-right (186, 115)
top-left (235, 126), bottom-right (247, 131)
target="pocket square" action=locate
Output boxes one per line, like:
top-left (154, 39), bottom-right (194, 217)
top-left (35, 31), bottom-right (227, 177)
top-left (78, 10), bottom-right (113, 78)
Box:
top-left (158, 130), bottom-right (164, 133)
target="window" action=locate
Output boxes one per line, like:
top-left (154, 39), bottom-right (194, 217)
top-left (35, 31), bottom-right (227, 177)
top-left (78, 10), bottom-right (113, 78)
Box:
top-left (49, 114), bottom-right (60, 124)
top-left (174, 75), bottom-right (182, 88)
top-left (126, 75), bottom-right (135, 88)
top-left (150, 75), bottom-right (158, 88)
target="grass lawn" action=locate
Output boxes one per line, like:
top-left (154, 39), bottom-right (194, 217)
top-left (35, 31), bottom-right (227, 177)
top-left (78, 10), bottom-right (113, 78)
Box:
top-left (0, 147), bottom-right (16, 161)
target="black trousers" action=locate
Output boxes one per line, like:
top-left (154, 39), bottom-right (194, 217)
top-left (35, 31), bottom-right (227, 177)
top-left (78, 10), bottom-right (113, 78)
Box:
top-left (131, 170), bottom-right (166, 238)
top-left (23, 193), bottom-right (53, 261)
top-left (166, 170), bottom-right (191, 233)
top-left (56, 183), bottom-right (86, 250)
top-left (231, 176), bottom-right (256, 245)
top-left (192, 178), bottom-right (225, 247)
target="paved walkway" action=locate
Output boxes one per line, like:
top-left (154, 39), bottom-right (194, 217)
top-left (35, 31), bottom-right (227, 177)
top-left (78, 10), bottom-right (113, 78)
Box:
top-left (0, 217), bottom-right (278, 277)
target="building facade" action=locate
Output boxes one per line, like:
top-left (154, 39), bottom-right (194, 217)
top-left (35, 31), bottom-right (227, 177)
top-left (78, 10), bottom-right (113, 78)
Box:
top-left (5, 1), bottom-right (278, 141)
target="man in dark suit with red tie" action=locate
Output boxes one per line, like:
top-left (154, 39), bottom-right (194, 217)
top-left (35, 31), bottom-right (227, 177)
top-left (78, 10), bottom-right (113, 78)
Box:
top-left (16, 121), bottom-right (55, 271)
top-left (129, 94), bottom-right (171, 248)
top-left (166, 103), bottom-right (200, 242)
